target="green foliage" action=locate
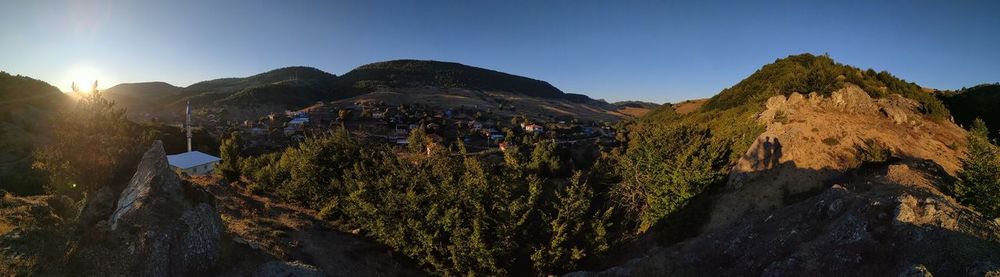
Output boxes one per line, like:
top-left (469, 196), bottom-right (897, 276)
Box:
top-left (702, 53), bottom-right (949, 119)
top-left (528, 140), bottom-right (562, 176)
top-left (610, 122), bottom-right (732, 231)
top-left (33, 90), bottom-right (144, 195)
top-left (954, 119), bottom-right (1000, 219)
top-left (216, 132), bottom-right (242, 181)
top-left (0, 72), bottom-right (68, 196)
top-left (939, 83), bottom-right (1000, 140)
top-left (241, 130), bottom-right (619, 275)
top-left (855, 139), bottom-right (892, 163)
top-left (531, 171), bottom-right (610, 273)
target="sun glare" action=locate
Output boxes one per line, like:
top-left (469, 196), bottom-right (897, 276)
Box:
top-left (68, 65), bottom-right (101, 93)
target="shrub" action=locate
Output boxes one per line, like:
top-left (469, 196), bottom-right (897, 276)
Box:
top-left (822, 137), bottom-right (840, 145)
top-left (855, 139), bottom-right (892, 162)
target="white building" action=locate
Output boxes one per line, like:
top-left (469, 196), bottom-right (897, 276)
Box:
top-left (167, 151), bottom-right (221, 176)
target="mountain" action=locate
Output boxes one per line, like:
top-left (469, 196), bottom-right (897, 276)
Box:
top-left (111, 61), bottom-right (623, 122)
top-left (938, 83), bottom-right (1000, 139)
top-left (336, 59), bottom-right (592, 102)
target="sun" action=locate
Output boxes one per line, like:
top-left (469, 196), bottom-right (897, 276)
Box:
top-left (68, 65), bottom-right (102, 93)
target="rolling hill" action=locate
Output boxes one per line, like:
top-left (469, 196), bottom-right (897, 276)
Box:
top-left (109, 60), bottom-right (622, 121)
top-left (0, 72), bottom-right (69, 195)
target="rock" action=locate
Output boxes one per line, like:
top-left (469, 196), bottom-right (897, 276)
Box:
top-left (766, 95), bottom-right (787, 110)
top-left (102, 141), bottom-right (225, 277)
top-left (786, 92), bottom-right (806, 108)
top-left (251, 261), bottom-right (324, 277)
top-left (826, 84), bottom-right (877, 113)
top-left (80, 186), bottom-right (115, 227)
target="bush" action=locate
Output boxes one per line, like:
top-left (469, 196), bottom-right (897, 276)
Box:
top-left (855, 139), bottom-right (892, 163)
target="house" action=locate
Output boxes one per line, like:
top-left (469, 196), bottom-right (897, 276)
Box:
top-left (524, 124), bottom-right (544, 133)
top-left (167, 151), bottom-right (221, 176)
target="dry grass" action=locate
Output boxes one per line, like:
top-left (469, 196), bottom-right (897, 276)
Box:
top-left (672, 99), bottom-right (708, 115)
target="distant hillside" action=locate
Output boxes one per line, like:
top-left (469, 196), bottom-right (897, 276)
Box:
top-left (336, 59), bottom-right (592, 102)
top-left (613, 100), bottom-right (659, 109)
top-left (939, 83), bottom-right (1000, 138)
top-left (110, 61), bottom-right (618, 121)
top-left (103, 82), bottom-right (182, 114)
top-left (612, 101), bottom-right (660, 117)
top-left (0, 72), bottom-right (68, 195)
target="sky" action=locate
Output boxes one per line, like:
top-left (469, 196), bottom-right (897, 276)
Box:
top-left (1, 0), bottom-right (998, 103)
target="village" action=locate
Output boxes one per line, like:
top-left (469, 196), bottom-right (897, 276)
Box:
top-left (164, 100), bottom-right (619, 175)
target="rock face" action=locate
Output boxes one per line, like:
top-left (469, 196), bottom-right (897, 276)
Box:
top-left (96, 141), bottom-right (225, 276)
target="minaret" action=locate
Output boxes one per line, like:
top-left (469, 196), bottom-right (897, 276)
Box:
top-left (186, 101), bottom-right (192, 152)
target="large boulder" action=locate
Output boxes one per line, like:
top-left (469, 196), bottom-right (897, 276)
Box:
top-left (99, 141), bottom-right (225, 277)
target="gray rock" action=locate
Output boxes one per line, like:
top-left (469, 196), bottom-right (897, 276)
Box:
top-left (103, 141), bottom-right (225, 277)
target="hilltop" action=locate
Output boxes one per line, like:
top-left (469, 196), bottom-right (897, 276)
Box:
top-left (573, 54), bottom-right (999, 276)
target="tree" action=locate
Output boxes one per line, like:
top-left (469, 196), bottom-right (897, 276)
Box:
top-left (34, 82), bottom-right (143, 196)
top-left (216, 131), bottom-right (242, 181)
top-left (955, 119), bottom-right (1000, 219)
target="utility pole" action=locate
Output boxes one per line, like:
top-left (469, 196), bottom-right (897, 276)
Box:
top-left (186, 101), bottom-right (192, 152)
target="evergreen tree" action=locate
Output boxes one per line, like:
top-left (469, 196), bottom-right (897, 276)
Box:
top-left (216, 131), bottom-right (242, 181)
top-left (955, 119), bottom-right (1000, 219)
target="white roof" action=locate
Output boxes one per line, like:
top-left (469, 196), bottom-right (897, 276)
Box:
top-left (167, 151), bottom-right (220, 169)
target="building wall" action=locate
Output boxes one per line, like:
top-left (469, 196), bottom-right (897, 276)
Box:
top-left (172, 161), bottom-right (219, 176)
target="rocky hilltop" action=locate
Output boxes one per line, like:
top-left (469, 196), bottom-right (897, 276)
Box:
top-left (570, 84), bottom-right (1000, 276)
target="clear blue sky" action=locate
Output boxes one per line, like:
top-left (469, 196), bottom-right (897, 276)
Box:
top-left (2, 0), bottom-right (998, 103)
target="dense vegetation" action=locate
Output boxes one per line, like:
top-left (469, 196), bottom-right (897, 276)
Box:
top-left (954, 119), bottom-right (1000, 219)
top-left (700, 53), bottom-right (949, 119)
top-left (33, 87), bottom-right (147, 196)
top-left (0, 72), bottom-right (67, 195)
top-left (939, 83), bottom-right (1000, 140)
top-left (337, 60), bottom-right (592, 102)
top-left (239, 129), bottom-right (619, 275)
top-left (612, 100), bottom-right (660, 110)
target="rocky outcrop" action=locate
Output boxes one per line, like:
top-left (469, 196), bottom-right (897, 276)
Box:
top-left (569, 159), bottom-right (1000, 277)
top-left (76, 141), bottom-right (226, 277)
top-left (718, 85), bottom-right (965, 231)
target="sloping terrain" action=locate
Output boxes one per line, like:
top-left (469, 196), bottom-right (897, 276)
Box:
top-left (108, 60), bottom-right (624, 122)
top-left (939, 83), bottom-right (1000, 139)
top-left (613, 101), bottom-right (660, 117)
top-left (103, 81), bottom-right (183, 113)
top-left (570, 158), bottom-right (1000, 276)
top-left (190, 175), bottom-right (422, 276)
top-left (330, 87), bottom-right (624, 122)
top-left (711, 84), bottom-right (966, 230)
top-left (0, 72), bottom-right (68, 195)
top-left (571, 54), bottom-right (998, 276)
top-left (336, 59), bottom-right (588, 102)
